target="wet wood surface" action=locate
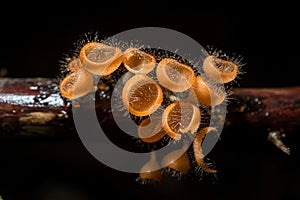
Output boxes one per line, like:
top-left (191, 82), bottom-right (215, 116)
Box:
top-left (1, 78), bottom-right (300, 137)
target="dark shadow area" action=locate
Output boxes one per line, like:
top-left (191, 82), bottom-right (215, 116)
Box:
top-left (0, 128), bottom-right (299, 200)
top-left (1, 5), bottom-right (299, 87)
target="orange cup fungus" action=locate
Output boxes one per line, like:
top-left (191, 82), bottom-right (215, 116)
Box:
top-left (190, 75), bottom-right (226, 106)
top-left (156, 58), bottom-right (195, 92)
top-left (161, 142), bottom-right (190, 175)
top-left (138, 116), bottom-right (166, 143)
top-left (123, 48), bottom-right (156, 74)
top-left (80, 42), bottom-right (123, 76)
top-left (139, 151), bottom-right (162, 183)
top-left (67, 58), bottom-right (82, 72)
top-left (162, 102), bottom-right (201, 140)
top-left (203, 55), bottom-right (238, 84)
top-left (193, 127), bottom-right (218, 173)
top-left (122, 74), bottom-right (163, 116)
top-left (60, 68), bottom-right (94, 99)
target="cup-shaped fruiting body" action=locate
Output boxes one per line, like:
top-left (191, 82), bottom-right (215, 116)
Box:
top-left (156, 58), bottom-right (195, 92)
top-left (190, 75), bottom-right (226, 106)
top-left (139, 151), bottom-right (162, 183)
top-left (138, 116), bottom-right (166, 143)
top-left (60, 68), bottom-right (94, 99)
top-left (68, 58), bottom-right (82, 72)
top-left (80, 42), bottom-right (123, 76)
top-left (179, 103), bottom-right (201, 134)
top-left (161, 141), bottom-right (190, 175)
top-left (203, 55), bottom-right (238, 83)
top-left (193, 127), bottom-right (217, 173)
top-left (162, 102), bottom-right (201, 140)
top-left (123, 48), bottom-right (156, 74)
top-left (122, 74), bottom-right (163, 116)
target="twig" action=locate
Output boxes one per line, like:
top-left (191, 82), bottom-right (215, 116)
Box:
top-left (1, 78), bottom-right (299, 142)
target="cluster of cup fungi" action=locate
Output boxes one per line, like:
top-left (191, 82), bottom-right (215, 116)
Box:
top-left (59, 39), bottom-right (242, 184)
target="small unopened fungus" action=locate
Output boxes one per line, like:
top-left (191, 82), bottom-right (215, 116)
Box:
top-left (68, 58), bottom-right (82, 72)
top-left (139, 151), bottom-right (162, 183)
top-left (161, 141), bottom-right (190, 176)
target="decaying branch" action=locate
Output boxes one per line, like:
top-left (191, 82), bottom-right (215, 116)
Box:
top-left (0, 78), bottom-right (72, 137)
top-left (227, 87), bottom-right (300, 154)
top-left (227, 87), bottom-right (300, 132)
top-left (0, 78), bottom-right (300, 142)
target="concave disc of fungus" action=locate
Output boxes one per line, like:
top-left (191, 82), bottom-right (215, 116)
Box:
top-left (203, 55), bottom-right (238, 83)
top-left (123, 48), bottom-right (156, 74)
top-left (138, 116), bottom-right (166, 143)
top-left (122, 74), bottom-right (163, 116)
top-left (80, 42), bottom-right (123, 76)
top-left (190, 75), bottom-right (226, 107)
top-left (156, 58), bottom-right (195, 92)
top-left (162, 102), bottom-right (201, 140)
top-left (60, 68), bottom-right (94, 99)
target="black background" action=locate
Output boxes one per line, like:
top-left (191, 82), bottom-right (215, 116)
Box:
top-left (1, 3), bottom-right (300, 200)
top-left (1, 4), bottom-right (300, 88)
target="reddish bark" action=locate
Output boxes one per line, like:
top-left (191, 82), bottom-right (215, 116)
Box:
top-left (1, 78), bottom-right (299, 137)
